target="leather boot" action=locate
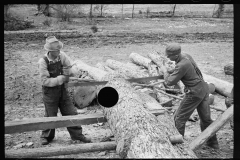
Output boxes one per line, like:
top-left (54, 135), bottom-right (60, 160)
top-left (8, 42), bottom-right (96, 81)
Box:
top-left (73, 134), bottom-right (91, 143)
top-left (41, 138), bottom-right (49, 145)
top-left (206, 136), bottom-right (219, 149)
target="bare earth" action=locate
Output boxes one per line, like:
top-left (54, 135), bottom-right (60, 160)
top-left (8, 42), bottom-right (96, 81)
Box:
top-left (4, 5), bottom-right (233, 158)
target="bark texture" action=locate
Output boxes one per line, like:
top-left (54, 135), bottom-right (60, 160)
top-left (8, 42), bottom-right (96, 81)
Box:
top-left (202, 73), bottom-right (233, 97)
top-left (100, 73), bottom-right (197, 158)
top-left (105, 59), bottom-right (171, 104)
top-left (106, 59), bottom-right (148, 78)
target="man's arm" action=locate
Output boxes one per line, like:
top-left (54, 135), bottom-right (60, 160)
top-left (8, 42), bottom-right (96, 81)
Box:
top-left (60, 51), bottom-right (75, 77)
top-left (164, 64), bottom-right (187, 86)
top-left (38, 58), bottom-right (65, 87)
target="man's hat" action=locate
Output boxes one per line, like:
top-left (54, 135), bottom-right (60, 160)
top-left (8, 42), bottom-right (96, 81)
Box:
top-left (165, 43), bottom-right (181, 56)
top-left (44, 36), bottom-right (63, 51)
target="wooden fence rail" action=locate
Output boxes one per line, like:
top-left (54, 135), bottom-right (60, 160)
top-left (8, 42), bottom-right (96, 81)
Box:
top-left (5, 109), bottom-right (165, 134)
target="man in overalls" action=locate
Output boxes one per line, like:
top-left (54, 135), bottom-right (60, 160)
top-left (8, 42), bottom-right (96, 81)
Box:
top-left (38, 36), bottom-right (91, 145)
top-left (161, 43), bottom-right (219, 149)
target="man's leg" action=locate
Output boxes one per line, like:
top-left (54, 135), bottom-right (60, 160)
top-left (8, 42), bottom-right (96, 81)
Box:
top-left (59, 91), bottom-right (91, 143)
top-left (41, 88), bottom-right (60, 145)
top-left (174, 93), bottom-right (203, 136)
top-left (41, 100), bottom-right (59, 144)
top-left (197, 93), bottom-right (219, 149)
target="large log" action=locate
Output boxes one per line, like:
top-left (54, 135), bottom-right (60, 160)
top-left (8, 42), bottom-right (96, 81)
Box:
top-left (202, 73), bottom-right (233, 97)
top-left (70, 60), bottom-right (109, 108)
top-left (129, 52), bottom-right (151, 68)
top-left (105, 59), bottom-right (170, 104)
top-left (99, 73), bottom-right (196, 158)
top-left (189, 105), bottom-right (233, 151)
top-left (106, 59), bottom-right (148, 78)
top-left (5, 142), bottom-right (116, 158)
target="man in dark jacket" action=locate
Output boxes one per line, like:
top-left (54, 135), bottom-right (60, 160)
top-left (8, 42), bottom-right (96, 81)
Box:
top-left (38, 36), bottom-right (91, 145)
top-left (161, 43), bottom-right (219, 149)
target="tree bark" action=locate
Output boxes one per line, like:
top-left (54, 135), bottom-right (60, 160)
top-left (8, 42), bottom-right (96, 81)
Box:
top-left (70, 60), bottom-right (108, 108)
top-left (202, 73), bottom-right (233, 97)
top-left (100, 73), bottom-right (197, 158)
top-left (5, 142), bottom-right (116, 158)
top-left (95, 62), bottom-right (115, 73)
top-left (106, 59), bottom-right (148, 78)
top-left (189, 105), bottom-right (233, 151)
top-left (105, 59), bottom-right (171, 104)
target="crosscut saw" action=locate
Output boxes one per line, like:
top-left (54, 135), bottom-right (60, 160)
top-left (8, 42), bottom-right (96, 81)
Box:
top-left (65, 75), bottom-right (164, 87)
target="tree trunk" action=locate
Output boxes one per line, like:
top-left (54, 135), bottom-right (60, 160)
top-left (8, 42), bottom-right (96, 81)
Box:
top-left (129, 52), bottom-right (151, 68)
top-left (202, 73), bottom-right (233, 97)
top-left (132, 4), bottom-right (134, 19)
top-left (105, 59), bottom-right (171, 103)
top-left (106, 59), bottom-right (148, 78)
top-left (172, 4), bottom-right (177, 17)
top-left (90, 4), bottom-right (93, 20)
top-left (99, 73), bottom-right (197, 158)
top-left (70, 60), bottom-right (108, 108)
top-left (73, 85), bottom-right (97, 109)
top-left (5, 142), bottom-right (116, 158)
top-left (100, 4), bottom-right (103, 17)
top-left (96, 62), bottom-right (115, 73)
top-left (122, 4), bottom-right (124, 19)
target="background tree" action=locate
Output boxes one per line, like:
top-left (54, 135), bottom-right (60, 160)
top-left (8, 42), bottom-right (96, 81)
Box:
top-left (172, 4), bottom-right (177, 17)
top-left (89, 4), bottom-right (93, 20)
top-left (122, 4), bottom-right (124, 19)
top-left (132, 4), bottom-right (135, 18)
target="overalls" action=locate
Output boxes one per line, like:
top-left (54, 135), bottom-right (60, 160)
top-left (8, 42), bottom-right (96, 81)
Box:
top-left (174, 56), bottom-right (218, 144)
top-left (41, 56), bottom-right (83, 141)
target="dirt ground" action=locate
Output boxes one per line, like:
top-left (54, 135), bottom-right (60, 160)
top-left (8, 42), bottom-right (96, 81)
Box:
top-left (4, 4), bottom-right (233, 158)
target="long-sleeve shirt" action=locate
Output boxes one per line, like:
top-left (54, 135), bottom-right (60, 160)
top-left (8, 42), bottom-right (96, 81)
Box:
top-left (164, 53), bottom-right (203, 87)
top-left (38, 51), bottom-right (74, 87)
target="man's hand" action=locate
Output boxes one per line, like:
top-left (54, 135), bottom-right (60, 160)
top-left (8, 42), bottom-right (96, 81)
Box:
top-left (62, 75), bottom-right (69, 83)
top-left (62, 68), bottom-right (70, 76)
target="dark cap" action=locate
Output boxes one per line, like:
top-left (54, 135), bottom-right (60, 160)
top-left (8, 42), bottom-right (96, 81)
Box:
top-left (165, 43), bottom-right (181, 56)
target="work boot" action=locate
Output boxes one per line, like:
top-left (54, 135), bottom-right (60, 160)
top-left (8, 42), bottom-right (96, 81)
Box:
top-left (41, 138), bottom-right (49, 145)
top-left (73, 134), bottom-right (91, 143)
top-left (206, 139), bottom-right (219, 149)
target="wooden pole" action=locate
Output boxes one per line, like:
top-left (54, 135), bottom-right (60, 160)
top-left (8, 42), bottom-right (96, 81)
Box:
top-left (189, 105), bottom-right (233, 151)
top-left (5, 110), bottom-right (165, 134)
top-left (5, 142), bottom-right (116, 158)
